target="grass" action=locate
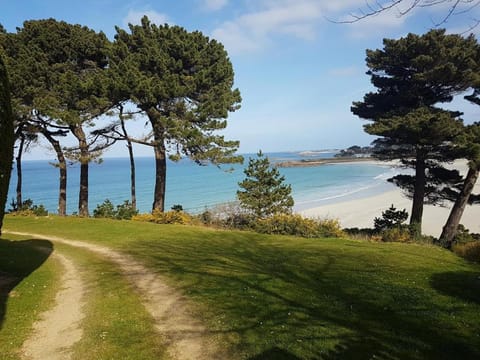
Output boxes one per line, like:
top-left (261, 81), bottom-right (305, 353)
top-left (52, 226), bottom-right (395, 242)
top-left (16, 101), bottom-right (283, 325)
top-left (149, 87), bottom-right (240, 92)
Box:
top-left (0, 233), bottom-right (168, 360)
top-left (4, 215), bottom-right (480, 359)
top-left (0, 234), bottom-right (59, 360)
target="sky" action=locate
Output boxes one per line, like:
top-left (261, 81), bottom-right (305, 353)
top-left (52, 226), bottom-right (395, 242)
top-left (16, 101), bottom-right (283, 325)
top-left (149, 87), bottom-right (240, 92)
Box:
top-left (2, 0), bottom-right (480, 160)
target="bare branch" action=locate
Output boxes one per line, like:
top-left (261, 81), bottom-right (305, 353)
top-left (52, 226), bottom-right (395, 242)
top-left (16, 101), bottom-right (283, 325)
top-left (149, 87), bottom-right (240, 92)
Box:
top-left (332, 0), bottom-right (480, 30)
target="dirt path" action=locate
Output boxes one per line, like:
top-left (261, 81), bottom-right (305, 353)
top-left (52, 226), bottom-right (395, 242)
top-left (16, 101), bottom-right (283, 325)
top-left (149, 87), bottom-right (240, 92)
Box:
top-left (6, 231), bottom-right (222, 360)
top-left (21, 251), bottom-right (85, 360)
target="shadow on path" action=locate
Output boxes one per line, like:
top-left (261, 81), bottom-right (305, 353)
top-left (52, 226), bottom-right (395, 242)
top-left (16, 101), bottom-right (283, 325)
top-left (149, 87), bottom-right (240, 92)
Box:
top-left (0, 238), bottom-right (53, 329)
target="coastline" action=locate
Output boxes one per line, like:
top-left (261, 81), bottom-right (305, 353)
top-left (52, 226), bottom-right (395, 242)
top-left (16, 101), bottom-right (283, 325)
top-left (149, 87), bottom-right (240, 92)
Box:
top-left (275, 156), bottom-right (375, 168)
top-left (298, 161), bottom-right (480, 237)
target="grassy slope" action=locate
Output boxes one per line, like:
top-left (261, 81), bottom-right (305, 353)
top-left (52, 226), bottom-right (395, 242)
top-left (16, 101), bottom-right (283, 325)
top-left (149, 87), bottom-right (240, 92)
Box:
top-left (4, 216), bottom-right (480, 359)
top-left (0, 232), bottom-right (168, 360)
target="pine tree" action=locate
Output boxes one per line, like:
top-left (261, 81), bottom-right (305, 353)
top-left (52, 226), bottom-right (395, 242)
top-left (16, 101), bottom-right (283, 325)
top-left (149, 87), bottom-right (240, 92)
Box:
top-left (352, 29), bottom-right (480, 235)
top-left (111, 17), bottom-right (242, 212)
top-left (237, 151), bottom-right (294, 218)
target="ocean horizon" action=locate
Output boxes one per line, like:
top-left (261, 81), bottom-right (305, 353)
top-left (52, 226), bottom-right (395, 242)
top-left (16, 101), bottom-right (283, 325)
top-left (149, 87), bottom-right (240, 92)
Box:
top-left (7, 151), bottom-right (398, 215)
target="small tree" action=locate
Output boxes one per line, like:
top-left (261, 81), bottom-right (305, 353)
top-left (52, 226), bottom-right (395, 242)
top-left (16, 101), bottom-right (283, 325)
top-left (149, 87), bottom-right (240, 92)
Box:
top-left (237, 151), bottom-right (294, 218)
top-left (374, 204), bottom-right (409, 231)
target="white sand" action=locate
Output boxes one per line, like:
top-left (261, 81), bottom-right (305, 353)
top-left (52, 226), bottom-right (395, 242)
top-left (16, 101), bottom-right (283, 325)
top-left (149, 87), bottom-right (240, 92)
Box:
top-left (299, 162), bottom-right (480, 237)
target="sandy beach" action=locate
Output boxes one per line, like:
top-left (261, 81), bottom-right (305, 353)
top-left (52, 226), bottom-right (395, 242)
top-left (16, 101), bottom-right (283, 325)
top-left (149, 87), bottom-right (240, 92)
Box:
top-left (299, 161), bottom-right (480, 237)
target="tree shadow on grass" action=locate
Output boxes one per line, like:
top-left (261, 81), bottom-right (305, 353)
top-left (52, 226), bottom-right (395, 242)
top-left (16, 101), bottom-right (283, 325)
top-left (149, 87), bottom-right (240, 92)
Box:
top-left (0, 238), bottom-right (53, 330)
top-left (248, 347), bottom-right (302, 359)
top-left (129, 233), bottom-right (480, 359)
top-left (430, 271), bottom-right (480, 304)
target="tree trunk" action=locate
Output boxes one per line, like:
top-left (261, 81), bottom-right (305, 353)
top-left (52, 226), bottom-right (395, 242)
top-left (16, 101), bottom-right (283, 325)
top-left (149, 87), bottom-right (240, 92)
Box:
top-left (147, 109), bottom-right (166, 212)
top-left (120, 114), bottom-right (136, 209)
top-left (41, 131), bottom-right (67, 216)
top-left (152, 143), bottom-right (166, 212)
top-left (15, 135), bottom-right (25, 208)
top-left (0, 56), bottom-right (15, 235)
top-left (410, 153), bottom-right (426, 236)
top-left (439, 167), bottom-right (479, 248)
top-left (71, 124), bottom-right (89, 217)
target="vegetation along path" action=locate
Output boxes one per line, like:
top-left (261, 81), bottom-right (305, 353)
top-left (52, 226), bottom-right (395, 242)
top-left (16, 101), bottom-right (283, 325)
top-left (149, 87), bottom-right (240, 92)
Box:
top-left (6, 231), bottom-right (221, 360)
top-left (21, 251), bottom-right (85, 360)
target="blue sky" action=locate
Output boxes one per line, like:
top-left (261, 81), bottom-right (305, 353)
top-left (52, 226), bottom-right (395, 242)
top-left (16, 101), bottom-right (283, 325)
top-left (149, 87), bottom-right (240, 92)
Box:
top-left (2, 0), bottom-right (480, 160)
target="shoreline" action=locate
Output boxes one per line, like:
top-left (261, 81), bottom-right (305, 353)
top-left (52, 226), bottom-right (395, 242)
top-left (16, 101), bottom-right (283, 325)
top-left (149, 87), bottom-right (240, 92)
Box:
top-left (275, 156), bottom-right (376, 168)
top-left (298, 162), bottom-right (480, 237)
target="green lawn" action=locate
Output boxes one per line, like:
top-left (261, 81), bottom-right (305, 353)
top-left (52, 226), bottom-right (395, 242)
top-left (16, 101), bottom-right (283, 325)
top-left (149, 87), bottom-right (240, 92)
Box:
top-left (3, 215), bottom-right (480, 359)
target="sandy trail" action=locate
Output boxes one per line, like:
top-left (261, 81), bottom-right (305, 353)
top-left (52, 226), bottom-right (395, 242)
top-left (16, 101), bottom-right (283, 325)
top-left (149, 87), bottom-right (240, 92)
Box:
top-left (21, 251), bottom-right (85, 360)
top-left (6, 231), bottom-right (222, 360)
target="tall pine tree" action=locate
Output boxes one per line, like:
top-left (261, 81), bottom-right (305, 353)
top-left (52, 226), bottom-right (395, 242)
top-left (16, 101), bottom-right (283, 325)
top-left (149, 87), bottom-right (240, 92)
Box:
top-left (111, 17), bottom-right (242, 212)
top-left (352, 29), bottom-right (479, 235)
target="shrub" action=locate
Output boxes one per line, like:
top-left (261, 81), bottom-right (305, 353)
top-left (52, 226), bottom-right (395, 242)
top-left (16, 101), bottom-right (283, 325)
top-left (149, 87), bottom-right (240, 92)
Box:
top-left (93, 199), bottom-right (116, 218)
top-left (452, 241), bottom-right (480, 263)
top-left (381, 226), bottom-right (412, 243)
top-left (132, 209), bottom-right (192, 225)
top-left (317, 218), bottom-right (345, 238)
top-left (93, 199), bottom-right (138, 220)
top-left (453, 224), bottom-right (480, 245)
top-left (115, 200), bottom-right (138, 220)
top-left (254, 214), bottom-right (344, 238)
top-left (9, 198), bottom-right (48, 216)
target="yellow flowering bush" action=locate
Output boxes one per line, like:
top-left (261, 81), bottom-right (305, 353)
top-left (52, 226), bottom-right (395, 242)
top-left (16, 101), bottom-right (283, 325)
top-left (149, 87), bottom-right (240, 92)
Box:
top-left (132, 210), bottom-right (192, 225)
top-left (453, 241), bottom-right (480, 263)
top-left (254, 214), bottom-right (345, 238)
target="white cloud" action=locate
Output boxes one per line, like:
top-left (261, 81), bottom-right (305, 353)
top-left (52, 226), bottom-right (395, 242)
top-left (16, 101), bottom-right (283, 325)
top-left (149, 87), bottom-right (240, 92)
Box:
top-left (123, 10), bottom-right (170, 27)
top-left (204, 0), bottom-right (228, 11)
top-left (328, 66), bottom-right (360, 77)
top-left (212, 0), bottom-right (325, 54)
top-left (210, 0), bottom-right (412, 54)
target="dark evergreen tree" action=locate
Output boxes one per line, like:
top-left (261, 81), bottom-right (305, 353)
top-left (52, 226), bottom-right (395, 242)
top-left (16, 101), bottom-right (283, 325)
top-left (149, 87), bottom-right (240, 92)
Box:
top-left (352, 29), bottom-right (479, 235)
top-left (0, 53), bottom-right (14, 234)
top-left (111, 17), bottom-right (242, 211)
top-left (3, 19), bottom-right (114, 216)
top-left (237, 151), bottom-right (294, 218)
top-left (374, 204), bottom-right (408, 231)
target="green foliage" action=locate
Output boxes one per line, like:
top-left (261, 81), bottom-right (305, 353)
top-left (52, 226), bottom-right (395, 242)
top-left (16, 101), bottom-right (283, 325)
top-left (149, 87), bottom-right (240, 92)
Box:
top-left (93, 199), bottom-right (115, 218)
top-left (111, 17), bottom-right (243, 211)
top-left (254, 214), bottom-right (344, 238)
top-left (453, 224), bottom-right (480, 245)
top-left (374, 204), bottom-right (408, 231)
top-left (171, 204), bottom-right (183, 212)
top-left (9, 198), bottom-right (48, 216)
top-left (353, 29), bottom-right (480, 229)
top-left (93, 199), bottom-right (138, 220)
top-left (0, 53), bottom-right (14, 234)
top-left (132, 209), bottom-right (192, 225)
top-left (237, 151), bottom-right (294, 218)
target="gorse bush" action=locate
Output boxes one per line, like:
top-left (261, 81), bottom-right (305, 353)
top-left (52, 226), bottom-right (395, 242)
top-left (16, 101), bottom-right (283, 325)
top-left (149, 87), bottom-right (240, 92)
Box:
top-left (93, 199), bottom-right (138, 220)
top-left (254, 214), bottom-right (344, 238)
top-left (132, 209), bottom-right (192, 225)
top-left (452, 241), bottom-right (480, 263)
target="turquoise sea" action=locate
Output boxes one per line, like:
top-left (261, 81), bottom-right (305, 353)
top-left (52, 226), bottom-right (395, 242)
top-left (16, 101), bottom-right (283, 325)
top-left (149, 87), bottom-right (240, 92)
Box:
top-left (7, 151), bottom-right (398, 215)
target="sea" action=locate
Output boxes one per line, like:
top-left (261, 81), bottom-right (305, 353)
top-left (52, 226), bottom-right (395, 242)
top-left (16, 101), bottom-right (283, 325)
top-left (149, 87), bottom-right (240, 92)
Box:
top-left (7, 151), bottom-right (399, 215)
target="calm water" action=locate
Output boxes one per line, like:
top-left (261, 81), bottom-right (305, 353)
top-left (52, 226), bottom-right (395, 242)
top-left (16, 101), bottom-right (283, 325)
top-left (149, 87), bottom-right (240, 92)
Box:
top-left (7, 152), bottom-right (397, 214)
